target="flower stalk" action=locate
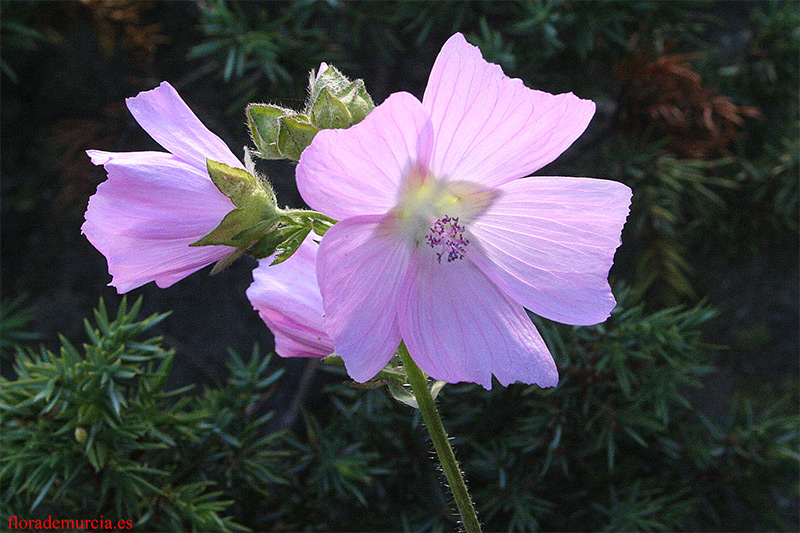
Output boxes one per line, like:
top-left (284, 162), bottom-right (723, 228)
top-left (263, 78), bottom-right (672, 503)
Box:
top-left (398, 342), bottom-right (482, 533)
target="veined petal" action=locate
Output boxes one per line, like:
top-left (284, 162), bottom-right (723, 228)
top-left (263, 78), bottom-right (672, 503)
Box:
top-left (81, 224), bottom-right (231, 293)
top-left (85, 150), bottom-right (234, 234)
top-left (423, 33), bottom-right (595, 188)
top-left (247, 236), bottom-right (333, 358)
top-left (316, 215), bottom-right (411, 381)
top-left (297, 92), bottom-right (434, 221)
top-left (398, 250), bottom-right (558, 389)
top-left (470, 177), bottom-right (632, 325)
top-left (83, 150), bottom-right (235, 292)
top-left (126, 81), bottom-right (244, 172)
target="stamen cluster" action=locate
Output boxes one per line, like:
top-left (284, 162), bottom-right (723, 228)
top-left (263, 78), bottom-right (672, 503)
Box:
top-left (425, 215), bottom-right (469, 263)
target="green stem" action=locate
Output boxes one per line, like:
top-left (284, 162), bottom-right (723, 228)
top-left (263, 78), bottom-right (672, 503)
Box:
top-left (398, 342), bottom-right (482, 533)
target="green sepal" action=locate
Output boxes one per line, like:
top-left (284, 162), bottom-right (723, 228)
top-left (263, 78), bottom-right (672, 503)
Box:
top-left (309, 65), bottom-right (374, 125)
top-left (388, 381), bottom-right (418, 408)
top-left (209, 248), bottom-right (247, 275)
top-left (248, 218), bottom-right (311, 264)
top-left (387, 378), bottom-right (445, 409)
top-left (191, 159), bottom-right (279, 248)
top-left (270, 225), bottom-right (312, 265)
top-left (248, 229), bottom-right (287, 259)
top-left (229, 216), bottom-right (282, 245)
top-left (245, 209), bottom-right (335, 265)
top-left (248, 222), bottom-right (301, 260)
top-left (321, 354), bottom-right (407, 383)
top-left (192, 209), bottom-right (255, 247)
top-left (277, 116), bottom-right (319, 161)
top-left (320, 351), bottom-right (445, 408)
top-left (310, 87), bottom-right (352, 130)
top-left (310, 65), bottom-right (352, 103)
top-left (336, 79), bottom-right (375, 124)
top-left (247, 104), bottom-right (294, 159)
top-left (284, 209), bottom-right (336, 236)
top-left (206, 159), bottom-right (275, 208)
top-left (310, 217), bottom-right (333, 236)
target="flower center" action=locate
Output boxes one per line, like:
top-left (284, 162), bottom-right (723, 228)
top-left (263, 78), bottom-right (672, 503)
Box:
top-left (390, 171), bottom-right (500, 263)
top-left (425, 215), bottom-right (469, 263)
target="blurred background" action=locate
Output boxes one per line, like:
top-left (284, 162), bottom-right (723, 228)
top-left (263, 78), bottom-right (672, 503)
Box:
top-left (1, 1), bottom-right (798, 531)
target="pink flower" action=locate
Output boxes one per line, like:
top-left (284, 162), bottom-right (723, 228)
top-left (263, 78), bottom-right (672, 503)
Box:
top-left (83, 81), bottom-right (243, 293)
top-left (296, 33), bottom-right (632, 388)
top-left (247, 235), bottom-right (333, 359)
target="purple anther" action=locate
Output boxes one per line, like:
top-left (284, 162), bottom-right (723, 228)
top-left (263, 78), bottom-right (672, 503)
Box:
top-left (426, 215), bottom-right (469, 263)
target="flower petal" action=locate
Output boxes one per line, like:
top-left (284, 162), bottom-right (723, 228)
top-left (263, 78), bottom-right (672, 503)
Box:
top-left (398, 250), bottom-right (558, 389)
top-left (423, 33), bottom-right (595, 188)
top-left (125, 81), bottom-right (244, 172)
top-left (316, 214), bottom-right (412, 381)
top-left (83, 150), bottom-right (235, 292)
top-left (247, 236), bottom-right (333, 358)
top-left (470, 176), bottom-right (632, 325)
top-left (297, 92), bottom-right (434, 221)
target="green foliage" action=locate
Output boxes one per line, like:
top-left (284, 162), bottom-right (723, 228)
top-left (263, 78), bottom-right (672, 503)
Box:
top-left (719, 138), bottom-right (800, 250)
top-left (0, 298), bottom-right (288, 532)
top-left (0, 0), bottom-right (52, 84)
top-left (0, 295), bottom-right (40, 358)
top-left (1, 300), bottom-right (795, 530)
top-left (261, 290), bottom-right (798, 532)
top-left (719, 1), bottom-right (800, 117)
top-left (189, 0), bottom-right (332, 111)
top-left (602, 143), bottom-right (739, 304)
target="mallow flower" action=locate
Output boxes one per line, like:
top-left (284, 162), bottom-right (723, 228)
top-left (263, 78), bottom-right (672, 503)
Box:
top-left (83, 81), bottom-right (243, 293)
top-left (247, 235), bottom-right (333, 359)
top-left (296, 33), bottom-right (632, 388)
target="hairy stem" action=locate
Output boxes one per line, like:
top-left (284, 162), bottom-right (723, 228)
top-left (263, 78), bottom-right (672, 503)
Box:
top-left (398, 342), bottom-right (481, 533)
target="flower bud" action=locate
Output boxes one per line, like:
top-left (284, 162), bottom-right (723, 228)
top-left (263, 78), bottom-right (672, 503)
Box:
top-left (277, 116), bottom-right (319, 162)
top-left (335, 79), bottom-right (374, 124)
top-left (309, 63), bottom-right (352, 102)
top-left (310, 87), bottom-right (352, 130)
top-left (247, 103), bottom-right (294, 159)
top-left (248, 64), bottom-right (375, 163)
top-left (308, 64), bottom-right (374, 126)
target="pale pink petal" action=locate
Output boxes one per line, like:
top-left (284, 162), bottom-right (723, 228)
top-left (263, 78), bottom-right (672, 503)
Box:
top-left (316, 214), bottom-right (412, 381)
top-left (469, 177), bottom-right (632, 325)
top-left (125, 81), bottom-right (244, 172)
top-left (315, 62), bottom-right (329, 81)
top-left (247, 237), bottom-right (333, 358)
top-left (83, 150), bottom-right (235, 292)
top-left (297, 92), bottom-right (434, 221)
top-left (81, 225), bottom-right (231, 293)
top-left (398, 250), bottom-right (558, 389)
top-left (422, 33), bottom-right (595, 188)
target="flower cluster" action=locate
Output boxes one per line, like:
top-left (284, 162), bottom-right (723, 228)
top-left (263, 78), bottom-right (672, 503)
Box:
top-left (84, 33), bottom-right (631, 389)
